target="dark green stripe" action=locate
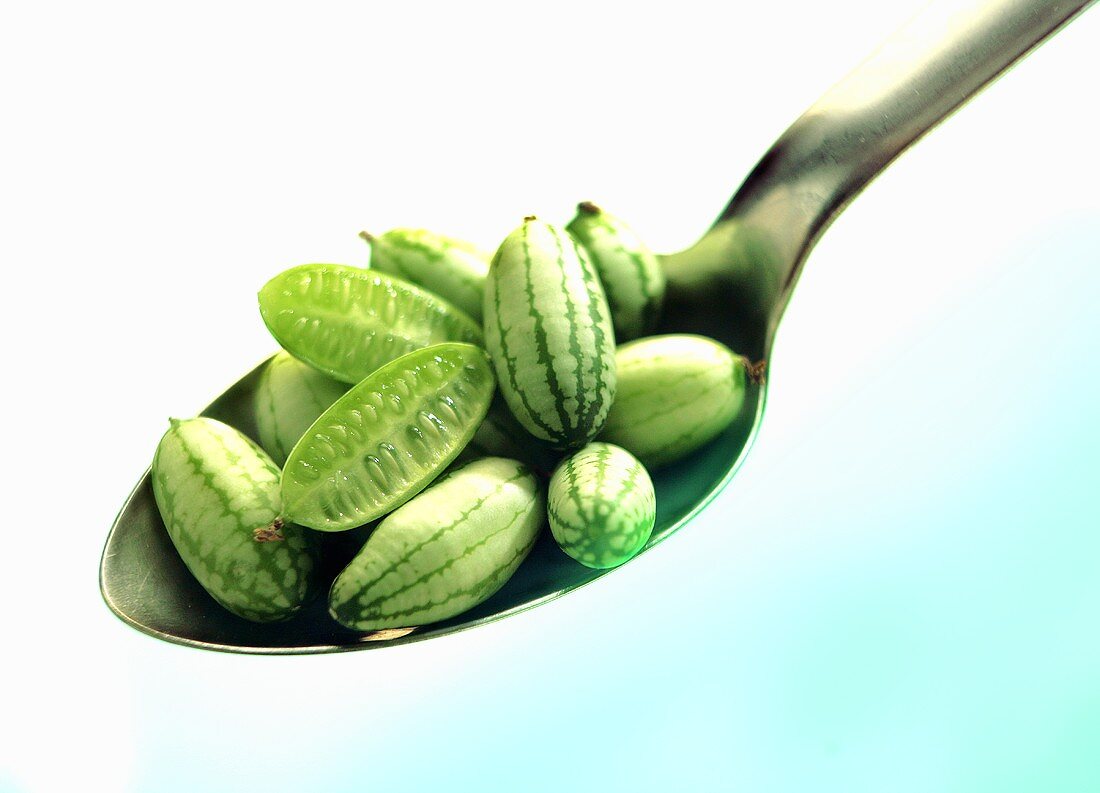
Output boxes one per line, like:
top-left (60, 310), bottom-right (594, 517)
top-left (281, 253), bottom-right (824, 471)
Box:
top-left (612, 356), bottom-right (733, 426)
top-left (353, 501), bottom-right (529, 620)
top-left (523, 222), bottom-right (573, 443)
top-left (547, 501), bottom-right (590, 535)
top-left (549, 225), bottom-right (588, 441)
top-left (345, 467), bottom-right (529, 607)
top-left (623, 247), bottom-right (661, 332)
top-left (574, 236), bottom-right (612, 434)
top-left (380, 232), bottom-right (484, 283)
top-left (356, 527), bottom-right (536, 622)
top-left (562, 453), bottom-right (587, 515)
top-left (490, 246), bottom-right (558, 441)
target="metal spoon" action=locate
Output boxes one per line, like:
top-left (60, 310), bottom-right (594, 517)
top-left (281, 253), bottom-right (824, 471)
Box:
top-left (100, 0), bottom-right (1094, 654)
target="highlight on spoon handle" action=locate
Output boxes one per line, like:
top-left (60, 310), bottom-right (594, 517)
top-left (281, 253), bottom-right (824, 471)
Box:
top-left (727, 0), bottom-right (1095, 330)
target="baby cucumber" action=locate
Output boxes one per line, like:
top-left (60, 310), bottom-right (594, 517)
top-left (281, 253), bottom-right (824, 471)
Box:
top-left (254, 351), bottom-right (349, 466)
top-left (483, 216), bottom-right (616, 450)
top-left (329, 457), bottom-right (544, 631)
top-left (150, 417), bottom-right (319, 623)
top-left (258, 263), bottom-right (483, 385)
top-left (600, 334), bottom-right (751, 467)
top-left (281, 342), bottom-right (495, 532)
top-left (547, 442), bottom-right (655, 569)
top-left (362, 228), bottom-right (490, 322)
top-left (566, 202), bottom-right (665, 341)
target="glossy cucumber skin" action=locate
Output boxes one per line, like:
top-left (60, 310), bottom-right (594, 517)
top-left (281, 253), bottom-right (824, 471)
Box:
top-left (600, 334), bottom-right (748, 468)
top-left (329, 457), bottom-right (544, 631)
top-left (566, 203), bottom-right (665, 341)
top-left (547, 442), bottom-right (655, 569)
top-left (258, 263), bottom-right (483, 385)
top-left (281, 343), bottom-right (495, 532)
top-left (483, 218), bottom-right (616, 450)
top-left (254, 351), bottom-right (349, 466)
top-left (366, 228), bottom-right (490, 322)
top-left (150, 417), bottom-right (318, 623)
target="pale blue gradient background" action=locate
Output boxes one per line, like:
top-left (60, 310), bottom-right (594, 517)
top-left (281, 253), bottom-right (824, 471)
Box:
top-left (117, 218), bottom-right (1100, 793)
top-left (2, 1), bottom-right (1098, 791)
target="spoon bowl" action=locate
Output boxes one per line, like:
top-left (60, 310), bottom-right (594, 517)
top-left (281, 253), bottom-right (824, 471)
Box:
top-left (100, 340), bottom-right (764, 653)
top-left (100, 0), bottom-right (1093, 653)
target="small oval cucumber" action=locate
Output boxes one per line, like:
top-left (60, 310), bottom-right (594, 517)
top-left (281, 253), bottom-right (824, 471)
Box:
top-left (600, 334), bottom-right (750, 467)
top-left (258, 263), bottom-right (483, 384)
top-left (329, 457), bottom-right (545, 631)
top-left (362, 228), bottom-right (490, 322)
top-left (547, 442), bottom-right (655, 569)
top-left (150, 417), bottom-right (319, 623)
top-left (483, 216), bottom-right (616, 449)
top-left (281, 342), bottom-right (496, 532)
top-left (566, 202), bottom-right (665, 341)
top-left (254, 351), bottom-right (349, 466)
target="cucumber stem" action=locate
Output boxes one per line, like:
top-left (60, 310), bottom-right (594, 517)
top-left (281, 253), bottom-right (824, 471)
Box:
top-left (253, 517), bottom-right (286, 543)
top-left (746, 358), bottom-right (768, 386)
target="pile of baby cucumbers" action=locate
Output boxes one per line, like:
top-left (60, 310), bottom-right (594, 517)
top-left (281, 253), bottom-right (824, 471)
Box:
top-left (150, 204), bottom-right (759, 631)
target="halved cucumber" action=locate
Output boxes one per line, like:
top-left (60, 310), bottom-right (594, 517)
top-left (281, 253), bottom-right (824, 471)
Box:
top-left (259, 263), bottom-right (483, 384)
top-left (281, 342), bottom-right (495, 531)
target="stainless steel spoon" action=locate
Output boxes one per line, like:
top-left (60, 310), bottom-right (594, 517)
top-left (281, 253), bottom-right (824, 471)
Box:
top-left (100, 0), bottom-right (1094, 653)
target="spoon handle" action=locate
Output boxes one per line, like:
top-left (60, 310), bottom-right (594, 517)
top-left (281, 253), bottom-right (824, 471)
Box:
top-left (724, 0), bottom-right (1094, 328)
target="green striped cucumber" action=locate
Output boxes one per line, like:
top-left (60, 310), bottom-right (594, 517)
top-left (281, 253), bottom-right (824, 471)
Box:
top-left (600, 334), bottom-right (750, 468)
top-left (362, 228), bottom-right (490, 322)
top-left (329, 456), bottom-right (544, 630)
top-left (150, 417), bottom-right (319, 623)
top-left (547, 442), bottom-right (655, 569)
top-left (258, 263), bottom-right (483, 385)
top-left (483, 216), bottom-right (616, 450)
top-left (281, 342), bottom-right (495, 531)
top-left (254, 351), bottom-right (349, 466)
top-left (566, 202), bottom-right (665, 341)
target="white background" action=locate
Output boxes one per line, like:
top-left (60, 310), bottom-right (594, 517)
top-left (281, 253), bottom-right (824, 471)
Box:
top-left (1, 2), bottom-right (1098, 791)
